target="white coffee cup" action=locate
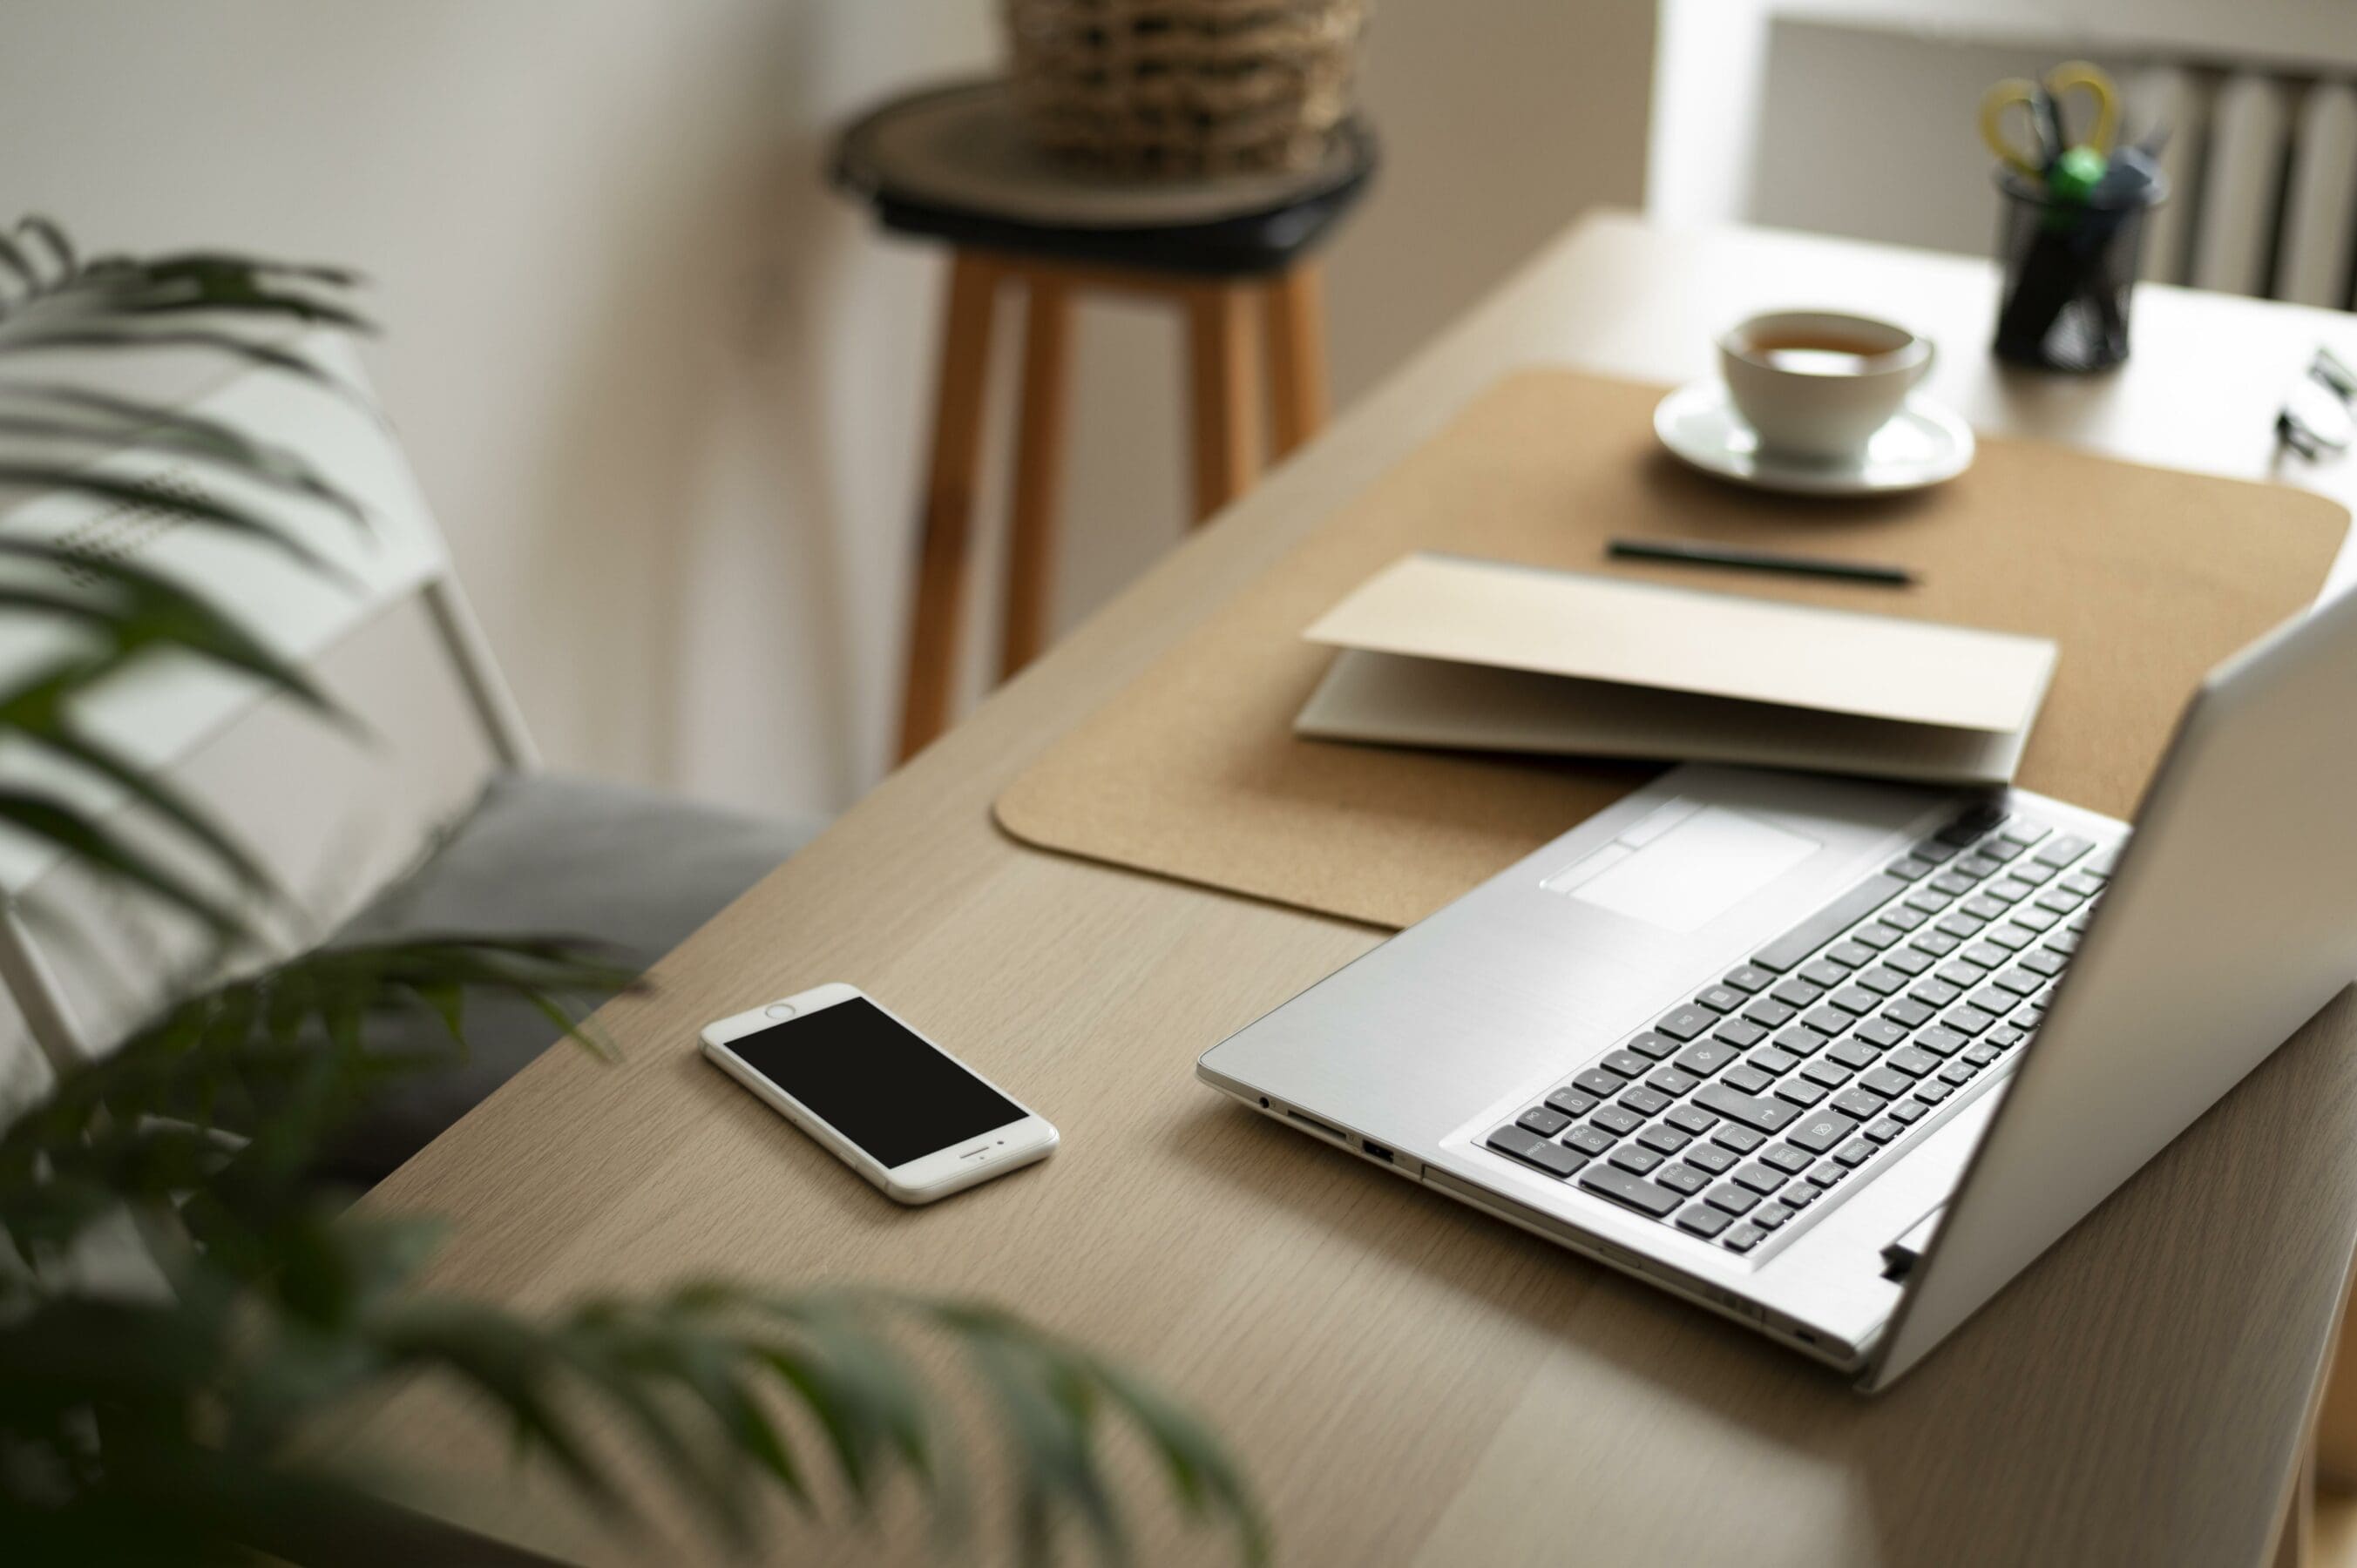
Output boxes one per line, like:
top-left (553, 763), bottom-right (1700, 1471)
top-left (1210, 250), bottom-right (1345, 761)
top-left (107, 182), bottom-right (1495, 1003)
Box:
top-left (1717, 309), bottom-right (1934, 463)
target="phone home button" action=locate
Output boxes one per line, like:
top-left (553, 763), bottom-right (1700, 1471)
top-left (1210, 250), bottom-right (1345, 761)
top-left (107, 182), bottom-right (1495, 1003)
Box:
top-left (764, 1003), bottom-right (797, 1020)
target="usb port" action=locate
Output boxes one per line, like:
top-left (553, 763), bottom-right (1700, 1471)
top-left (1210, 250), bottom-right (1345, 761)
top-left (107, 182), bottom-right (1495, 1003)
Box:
top-left (1361, 1139), bottom-right (1395, 1163)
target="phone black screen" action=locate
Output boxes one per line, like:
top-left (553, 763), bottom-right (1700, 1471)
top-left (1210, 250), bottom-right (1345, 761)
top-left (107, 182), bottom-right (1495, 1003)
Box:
top-left (727, 997), bottom-right (1026, 1169)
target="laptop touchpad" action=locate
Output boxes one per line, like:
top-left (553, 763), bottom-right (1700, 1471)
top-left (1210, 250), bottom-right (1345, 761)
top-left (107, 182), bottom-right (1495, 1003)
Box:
top-left (1553, 806), bottom-right (1819, 933)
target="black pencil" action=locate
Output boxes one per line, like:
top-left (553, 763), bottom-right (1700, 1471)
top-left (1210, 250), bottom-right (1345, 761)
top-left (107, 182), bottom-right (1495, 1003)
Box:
top-left (1609, 537), bottom-right (1916, 587)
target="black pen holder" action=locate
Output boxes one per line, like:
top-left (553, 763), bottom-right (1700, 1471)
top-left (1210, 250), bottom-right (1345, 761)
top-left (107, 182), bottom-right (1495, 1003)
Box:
top-left (1991, 169), bottom-right (2164, 373)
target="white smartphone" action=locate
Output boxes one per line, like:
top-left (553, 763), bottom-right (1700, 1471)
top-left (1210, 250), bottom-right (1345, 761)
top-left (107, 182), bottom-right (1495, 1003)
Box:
top-left (699, 983), bottom-right (1058, 1205)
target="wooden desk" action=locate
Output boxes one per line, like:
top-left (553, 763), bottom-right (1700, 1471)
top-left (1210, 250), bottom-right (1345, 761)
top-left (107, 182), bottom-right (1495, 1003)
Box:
top-left (362, 213), bottom-right (2357, 1565)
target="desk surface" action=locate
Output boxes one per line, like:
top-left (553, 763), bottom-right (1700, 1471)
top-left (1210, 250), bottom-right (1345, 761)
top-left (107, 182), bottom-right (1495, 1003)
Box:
top-left (362, 213), bottom-right (2357, 1565)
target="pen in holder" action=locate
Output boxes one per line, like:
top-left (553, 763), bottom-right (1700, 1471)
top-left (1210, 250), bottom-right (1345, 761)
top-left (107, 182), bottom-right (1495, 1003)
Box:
top-left (1990, 165), bottom-right (2165, 374)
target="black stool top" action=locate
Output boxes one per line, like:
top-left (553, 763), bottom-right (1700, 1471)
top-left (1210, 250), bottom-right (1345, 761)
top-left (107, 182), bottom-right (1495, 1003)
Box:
top-left (830, 78), bottom-right (1376, 278)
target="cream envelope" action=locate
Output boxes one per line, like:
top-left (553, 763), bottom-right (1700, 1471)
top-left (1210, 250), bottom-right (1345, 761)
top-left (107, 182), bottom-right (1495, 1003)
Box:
top-left (1297, 553), bottom-right (2058, 786)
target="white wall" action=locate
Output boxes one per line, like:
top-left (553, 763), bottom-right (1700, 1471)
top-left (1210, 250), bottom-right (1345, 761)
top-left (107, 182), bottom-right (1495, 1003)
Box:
top-left (0, 0), bottom-right (1654, 826)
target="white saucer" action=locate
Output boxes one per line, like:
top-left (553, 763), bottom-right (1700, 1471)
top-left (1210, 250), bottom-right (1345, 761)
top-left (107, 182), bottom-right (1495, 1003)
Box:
top-left (1653, 379), bottom-right (1976, 496)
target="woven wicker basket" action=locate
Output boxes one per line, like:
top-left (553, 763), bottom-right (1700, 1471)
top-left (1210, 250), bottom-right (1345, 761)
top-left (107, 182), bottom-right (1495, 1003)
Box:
top-left (1004, 0), bottom-right (1368, 178)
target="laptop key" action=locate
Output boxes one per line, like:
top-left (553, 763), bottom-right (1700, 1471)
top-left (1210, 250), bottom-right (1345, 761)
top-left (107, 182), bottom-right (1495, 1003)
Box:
top-left (1884, 1046), bottom-right (1939, 1078)
top-left (1785, 1109), bottom-right (1859, 1155)
top-left (1712, 1124), bottom-right (1766, 1154)
top-left (1712, 1017), bottom-right (1770, 1049)
top-left (1859, 1067), bottom-right (1913, 1100)
top-left (1964, 1043), bottom-right (2002, 1067)
top-left (1771, 977), bottom-right (1825, 1009)
top-left (1744, 997), bottom-right (1798, 1030)
top-left (1673, 1040), bottom-right (1739, 1078)
top-left (1637, 1124), bottom-right (1693, 1155)
top-left (1998, 818), bottom-right (2051, 847)
top-left (1781, 1179), bottom-right (1820, 1207)
top-left (1911, 978), bottom-right (1963, 1010)
top-left (1600, 1050), bottom-right (1652, 1078)
top-left (1882, 903), bottom-right (1928, 931)
top-left (1884, 997), bottom-right (1935, 1029)
top-left (1774, 1078), bottom-right (1827, 1107)
top-left (1966, 986), bottom-right (2018, 1017)
top-left (1960, 896), bottom-right (2008, 923)
top-left (1937, 1061), bottom-right (1976, 1086)
top-left (1955, 853), bottom-right (2004, 880)
top-left (1913, 1081), bottom-right (1954, 1106)
top-left (1854, 1017), bottom-right (1909, 1051)
top-left (1773, 1026), bottom-right (1825, 1058)
top-left (1762, 1143), bottom-right (1812, 1174)
top-left (1621, 1086), bottom-right (1672, 1118)
top-left (1517, 1106), bottom-right (1572, 1138)
top-left (1853, 923), bottom-right (1903, 951)
top-left (2061, 872), bottom-right (2103, 898)
top-left (1800, 1058), bottom-right (1852, 1089)
top-left (1609, 1145), bottom-right (1664, 1175)
top-left (1802, 1005), bottom-right (1854, 1037)
top-left (1930, 870), bottom-right (1976, 896)
top-left (1657, 1163), bottom-right (1709, 1196)
top-left (1648, 1067), bottom-right (1701, 1098)
top-left (1936, 912), bottom-right (1986, 941)
top-left (1695, 1084), bottom-right (1801, 1134)
top-left (1855, 966), bottom-right (1905, 997)
top-left (1694, 983), bottom-right (1747, 1014)
top-left (1937, 961), bottom-right (1988, 990)
top-left (1676, 1201), bottom-right (1733, 1237)
top-left (1592, 1105), bottom-right (1643, 1136)
top-left (1487, 1125), bottom-right (1585, 1177)
top-left (1832, 1089), bottom-right (1886, 1121)
top-left (1829, 986), bottom-right (1880, 1016)
top-left (1666, 1103), bottom-right (1717, 1135)
top-left (2011, 906), bottom-right (2059, 933)
top-left (1985, 923), bottom-right (2035, 952)
top-left (1826, 941), bottom-right (1877, 970)
top-left (1947, 1006), bottom-right (1995, 1037)
top-left (1800, 959), bottom-right (1849, 989)
top-left (1686, 1143), bottom-right (1737, 1175)
top-left (1864, 1119), bottom-right (1905, 1145)
top-left (1544, 1088), bottom-right (1598, 1119)
top-left (1722, 1064), bottom-right (1773, 1095)
top-left (1578, 1166), bottom-right (1683, 1218)
top-left (1826, 1039), bottom-right (1878, 1071)
top-left (1566, 1125), bottom-right (1616, 1157)
top-left (1722, 1224), bottom-right (1767, 1254)
top-left (1722, 963), bottom-right (1775, 993)
top-left (1573, 1069), bottom-right (1623, 1097)
top-left (1911, 929), bottom-right (1961, 958)
top-left (1751, 1203), bottom-right (1793, 1231)
top-left (1748, 1046), bottom-right (1801, 1077)
top-left (1889, 1099), bottom-right (1929, 1125)
top-left (2021, 948), bottom-right (2068, 977)
top-left (1962, 942), bottom-right (2011, 970)
top-left (2035, 833), bottom-right (2095, 867)
top-left (1886, 946), bottom-right (1935, 977)
top-left (1912, 838), bottom-right (1957, 863)
top-left (1833, 1139), bottom-right (1877, 1168)
top-left (1751, 872), bottom-right (1908, 973)
top-left (1704, 1184), bottom-right (1761, 1215)
top-left (1732, 1163), bottom-right (1787, 1194)
top-left (1807, 1166), bottom-right (1846, 1188)
top-left (1624, 1030), bottom-right (1682, 1060)
top-left (1914, 1025), bottom-right (1966, 1058)
top-left (1655, 1004), bottom-right (1716, 1041)
top-left (1887, 855), bottom-right (1937, 880)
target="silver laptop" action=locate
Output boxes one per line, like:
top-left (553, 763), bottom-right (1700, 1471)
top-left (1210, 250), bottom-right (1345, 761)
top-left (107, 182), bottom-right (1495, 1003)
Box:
top-left (1199, 586), bottom-right (2357, 1390)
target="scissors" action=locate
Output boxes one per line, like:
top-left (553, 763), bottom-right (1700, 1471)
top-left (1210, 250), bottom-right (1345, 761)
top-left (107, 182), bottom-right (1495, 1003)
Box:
top-left (1980, 60), bottom-right (2122, 193)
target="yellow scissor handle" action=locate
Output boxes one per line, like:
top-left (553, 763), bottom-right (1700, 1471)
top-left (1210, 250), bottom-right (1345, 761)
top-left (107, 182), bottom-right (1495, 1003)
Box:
top-left (1979, 78), bottom-right (2050, 178)
top-left (2044, 59), bottom-right (2121, 155)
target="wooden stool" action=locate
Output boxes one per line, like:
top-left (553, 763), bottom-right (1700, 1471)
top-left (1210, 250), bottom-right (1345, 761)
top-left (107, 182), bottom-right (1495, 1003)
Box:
top-left (831, 78), bottom-right (1377, 760)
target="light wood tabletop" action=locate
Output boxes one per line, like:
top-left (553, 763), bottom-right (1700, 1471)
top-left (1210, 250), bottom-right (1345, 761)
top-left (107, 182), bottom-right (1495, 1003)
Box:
top-left (359, 212), bottom-right (2357, 1565)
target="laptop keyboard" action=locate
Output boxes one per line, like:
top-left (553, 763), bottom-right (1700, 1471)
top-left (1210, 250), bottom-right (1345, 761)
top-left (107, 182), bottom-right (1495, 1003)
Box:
top-left (1484, 803), bottom-right (2117, 1258)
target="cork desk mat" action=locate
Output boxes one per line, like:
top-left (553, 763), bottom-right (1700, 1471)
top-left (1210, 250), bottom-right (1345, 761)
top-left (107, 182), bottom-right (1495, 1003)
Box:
top-left (994, 369), bottom-right (2350, 931)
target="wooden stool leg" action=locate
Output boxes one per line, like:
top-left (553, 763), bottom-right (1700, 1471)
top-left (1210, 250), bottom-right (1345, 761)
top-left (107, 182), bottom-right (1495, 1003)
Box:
top-left (897, 252), bottom-right (999, 762)
top-left (1263, 263), bottom-right (1331, 460)
top-left (1185, 282), bottom-right (1262, 526)
top-left (1000, 274), bottom-right (1072, 679)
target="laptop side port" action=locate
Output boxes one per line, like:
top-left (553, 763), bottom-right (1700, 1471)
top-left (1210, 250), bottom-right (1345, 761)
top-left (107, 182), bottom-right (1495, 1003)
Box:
top-left (1361, 1139), bottom-right (1395, 1163)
